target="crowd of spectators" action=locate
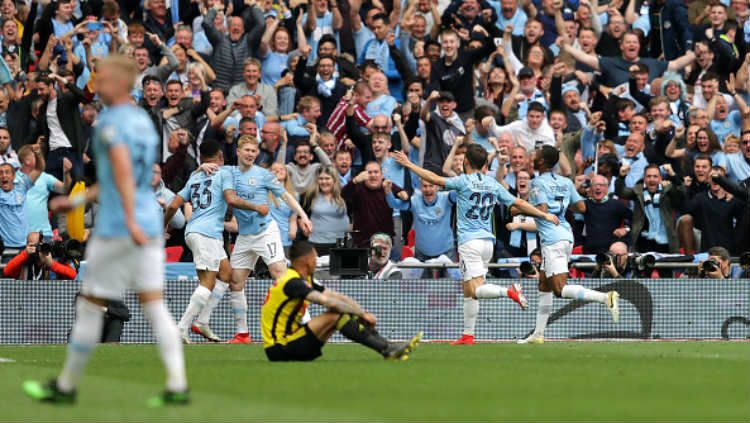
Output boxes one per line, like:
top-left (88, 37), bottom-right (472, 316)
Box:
top-left (0, 0), bottom-right (749, 281)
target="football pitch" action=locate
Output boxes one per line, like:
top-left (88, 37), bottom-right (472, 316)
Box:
top-left (0, 342), bottom-right (748, 422)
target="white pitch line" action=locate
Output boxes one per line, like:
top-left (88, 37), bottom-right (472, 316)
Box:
top-left (0, 357), bottom-right (16, 363)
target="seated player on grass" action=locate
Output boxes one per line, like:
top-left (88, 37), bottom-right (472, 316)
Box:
top-left (261, 241), bottom-right (422, 361)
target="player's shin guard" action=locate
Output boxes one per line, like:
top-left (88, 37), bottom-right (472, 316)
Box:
top-left (561, 284), bottom-right (608, 304)
top-left (463, 298), bottom-right (479, 336)
top-left (230, 290), bottom-right (248, 333)
top-left (195, 280), bottom-right (228, 326)
top-left (534, 291), bottom-right (553, 336)
top-left (142, 301), bottom-right (188, 392)
top-left (57, 297), bottom-right (105, 393)
top-left (178, 285), bottom-right (211, 330)
top-left (474, 284), bottom-right (509, 299)
top-left (336, 314), bottom-right (389, 353)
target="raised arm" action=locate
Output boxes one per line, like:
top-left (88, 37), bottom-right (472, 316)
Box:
top-left (667, 50), bottom-right (696, 73)
top-left (259, 17), bottom-right (280, 57)
top-left (562, 42), bottom-right (600, 71)
top-left (331, 0), bottom-right (343, 31)
top-left (391, 150), bottom-right (446, 187)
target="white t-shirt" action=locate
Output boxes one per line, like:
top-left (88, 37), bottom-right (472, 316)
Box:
top-left (46, 98), bottom-right (73, 150)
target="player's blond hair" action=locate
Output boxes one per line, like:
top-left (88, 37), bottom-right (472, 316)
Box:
top-left (237, 134), bottom-right (259, 149)
top-left (98, 54), bottom-right (138, 90)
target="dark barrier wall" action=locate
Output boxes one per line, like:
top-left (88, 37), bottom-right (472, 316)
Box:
top-left (1, 279), bottom-right (748, 344)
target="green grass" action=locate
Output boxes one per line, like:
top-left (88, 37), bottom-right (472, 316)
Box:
top-left (0, 342), bottom-right (748, 422)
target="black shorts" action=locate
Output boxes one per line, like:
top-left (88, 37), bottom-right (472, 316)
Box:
top-left (265, 325), bottom-right (324, 362)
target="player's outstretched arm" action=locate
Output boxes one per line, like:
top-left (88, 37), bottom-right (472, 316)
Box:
top-left (512, 198), bottom-right (560, 225)
top-left (390, 150), bottom-right (446, 187)
top-left (281, 191), bottom-right (313, 235)
top-left (223, 189), bottom-right (270, 216)
top-left (569, 200), bottom-right (586, 213)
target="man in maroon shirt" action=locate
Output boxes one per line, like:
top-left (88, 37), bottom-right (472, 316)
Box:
top-left (342, 161), bottom-right (394, 247)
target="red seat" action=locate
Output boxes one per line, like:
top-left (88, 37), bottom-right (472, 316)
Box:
top-left (401, 245), bottom-right (414, 259)
top-left (165, 246), bottom-right (184, 263)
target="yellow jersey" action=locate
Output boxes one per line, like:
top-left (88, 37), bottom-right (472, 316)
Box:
top-left (261, 268), bottom-right (323, 348)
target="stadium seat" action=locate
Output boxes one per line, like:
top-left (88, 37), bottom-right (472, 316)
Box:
top-left (165, 246), bottom-right (184, 263)
top-left (401, 245), bottom-right (414, 259)
top-left (407, 229), bottom-right (415, 247)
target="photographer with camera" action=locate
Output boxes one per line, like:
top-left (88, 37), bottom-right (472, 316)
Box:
top-left (518, 248), bottom-right (542, 279)
top-left (592, 241), bottom-right (632, 278)
top-left (368, 233), bottom-right (402, 280)
top-left (2, 231), bottom-right (77, 280)
top-left (697, 246), bottom-right (732, 279)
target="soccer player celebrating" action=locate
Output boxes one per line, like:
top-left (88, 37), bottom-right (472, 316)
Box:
top-left (23, 55), bottom-right (189, 406)
top-left (193, 135), bottom-right (313, 344)
top-left (518, 146), bottom-right (620, 345)
top-left (391, 146), bottom-right (560, 345)
top-left (262, 240), bottom-right (422, 361)
top-left (164, 139), bottom-right (269, 343)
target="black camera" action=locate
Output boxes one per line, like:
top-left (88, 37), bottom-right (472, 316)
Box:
top-left (596, 252), bottom-right (616, 266)
top-left (34, 239), bottom-right (83, 261)
top-left (519, 261), bottom-right (538, 276)
top-left (631, 254), bottom-right (656, 271)
top-left (702, 259), bottom-right (719, 274)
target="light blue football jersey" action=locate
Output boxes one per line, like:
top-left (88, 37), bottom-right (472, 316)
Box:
top-left (445, 172), bottom-right (516, 245)
top-left (529, 172), bottom-right (583, 246)
top-left (178, 167), bottom-right (233, 239)
top-left (92, 104), bottom-right (161, 238)
top-left (229, 165), bottom-right (286, 236)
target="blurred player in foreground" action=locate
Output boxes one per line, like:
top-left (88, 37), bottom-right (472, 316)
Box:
top-left (262, 241), bottom-right (422, 361)
top-left (391, 146), bottom-right (559, 345)
top-left (518, 146), bottom-right (620, 345)
top-left (23, 55), bottom-right (189, 406)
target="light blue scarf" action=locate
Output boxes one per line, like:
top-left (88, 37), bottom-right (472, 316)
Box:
top-left (642, 185), bottom-right (667, 245)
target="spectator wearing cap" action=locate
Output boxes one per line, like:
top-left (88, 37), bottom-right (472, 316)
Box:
top-left (420, 90), bottom-right (466, 175)
top-left (512, 66), bottom-right (548, 119)
top-left (227, 58), bottom-right (278, 119)
top-left (202, 2), bottom-right (265, 91)
top-left (486, 101), bottom-right (555, 153)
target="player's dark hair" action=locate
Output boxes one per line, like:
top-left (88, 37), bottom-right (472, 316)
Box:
top-left (694, 154), bottom-right (713, 166)
top-left (199, 139), bottom-right (222, 159)
top-left (289, 240), bottom-right (316, 262)
top-left (371, 12), bottom-right (388, 24)
top-left (540, 145), bottom-right (559, 169)
top-left (465, 143), bottom-right (488, 170)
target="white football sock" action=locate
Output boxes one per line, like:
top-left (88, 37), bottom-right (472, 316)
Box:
top-left (463, 298), bottom-right (479, 336)
top-left (534, 291), bottom-right (554, 336)
top-left (474, 284), bottom-right (509, 299)
top-left (178, 285), bottom-right (211, 330)
top-left (195, 280), bottom-right (228, 326)
top-left (230, 290), bottom-right (248, 334)
top-left (561, 284), bottom-right (608, 304)
top-left (57, 297), bottom-right (104, 392)
top-left (142, 300), bottom-right (187, 392)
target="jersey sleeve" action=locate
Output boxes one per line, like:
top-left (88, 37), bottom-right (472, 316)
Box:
top-left (177, 179), bottom-right (191, 202)
top-left (220, 168), bottom-right (235, 192)
top-left (528, 179), bottom-right (548, 206)
top-left (98, 121), bottom-right (125, 148)
top-left (494, 182), bottom-right (517, 207)
top-left (568, 178), bottom-right (584, 204)
top-left (444, 175), bottom-right (465, 191)
top-left (283, 278), bottom-right (314, 299)
top-left (45, 174), bottom-right (59, 191)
